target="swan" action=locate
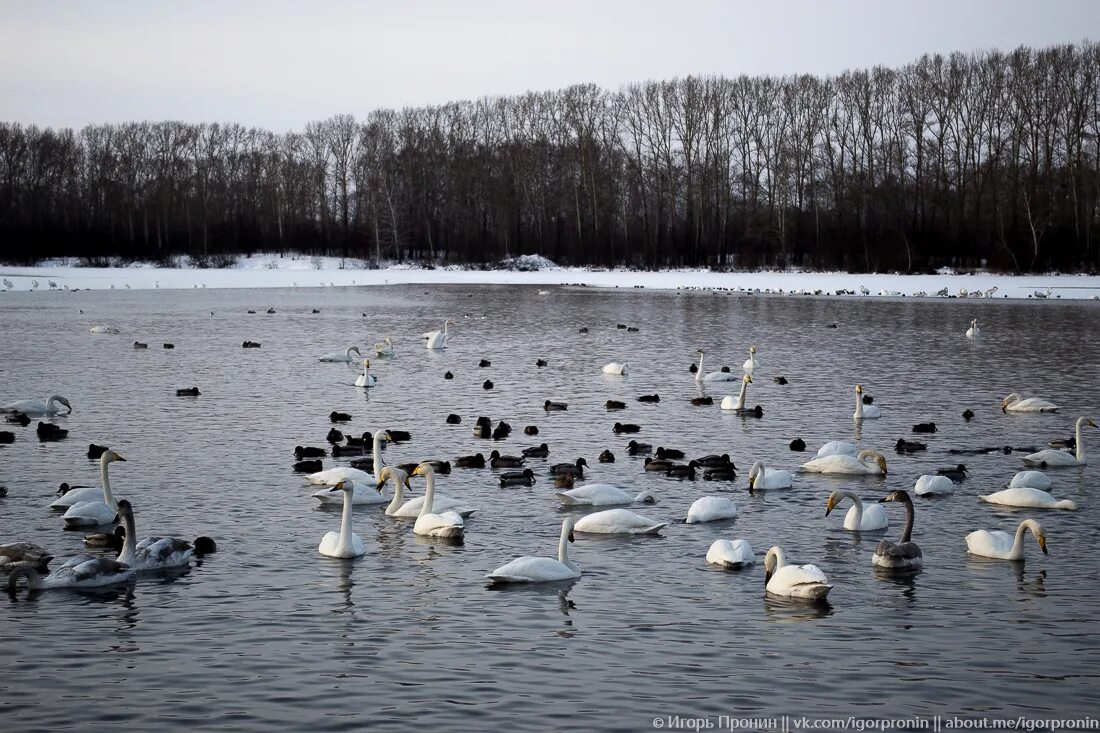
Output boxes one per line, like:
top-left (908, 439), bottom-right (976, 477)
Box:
top-left (685, 496), bottom-right (739, 523)
top-left (706, 539), bottom-right (755, 569)
top-left (816, 441), bottom-right (858, 458)
top-left (376, 466), bottom-right (474, 517)
top-left (1022, 417), bottom-right (1096, 466)
top-left (0, 542), bottom-right (53, 572)
top-left (720, 375), bottom-right (754, 411)
top-left (853, 385), bottom-right (882, 419)
top-left (410, 463), bottom-right (464, 538)
top-left (318, 480), bottom-right (367, 558)
top-left (89, 325), bottom-right (121, 334)
top-left (313, 478), bottom-right (391, 505)
top-left (424, 320), bottom-right (454, 350)
top-left (694, 349), bottom-right (736, 382)
top-left (979, 487), bottom-right (1077, 510)
top-left (319, 346), bottom-right (361, 363)
top-left (354, 359), bottom-right (377, 388)
top-left (763, 546), bottom-right (832, 599)
top-left (50, 450), bottom-right (125, 509)
top-left (742, 346), bottom-right (757, 371)
top-left (115, 500), bottom-right (194, 569)
top-left (914, 475), bottom-right (955, 496)
top-left (872, 490), bottom-right (923, 569)
top-left (801, 449), bottom-right (887, 475)
top-left (2, 395), bottom-right (72, 416)
top-left (308, 431), bottom-right (389, 485)
top-left (7, 559), bottom-right (134, 593)
top-left (61, 450), bottom-right (128, 527)
top-left (1001, 393), bottom-right (1060, 413)
top-left (374, 337), bottom-right (394, 357)
top-left (602, 362), bottom-right (628, 376)
top-left (747, 461), bottom-right (793, 491)
top-left (486, 517), bottom-right (581, 584)
top-left (556, 484), bottom-right (654, 507)
top-left (966, 519), bottom-right (1048, 561)
top-left (573, 508), bottom-right (667, 535)
top-left (825, 490), bottom-right (889, 530)
top-left (965, 319), bottom-right (980, 338)
top-left (1009, 470), bottom-right (1052, 491)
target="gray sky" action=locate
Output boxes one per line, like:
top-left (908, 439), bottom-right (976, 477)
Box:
top-left (2, 0), bottom-right (1097, 131)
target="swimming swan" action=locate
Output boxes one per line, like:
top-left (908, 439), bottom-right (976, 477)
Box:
top-left (410, 463), bottom-right (465, 538)
top-left (308, 431), bottom-right (389, 485)
top-left (319, 346), bottom-right (361, 363)
top-left (742, 346), bottom-right (758, 371)
top-left (1001, 393), bottom-right (1060, 413)
top-left (913, 475), bottom-right (955, 496)
top-left (61, 450), bottom-right (128, 527)
top-left (374, 337), bottom-right (394, 357)
top-left (2, 395), bottom-right (72, 416)
top-left (706, 539), bottom-right (755, 569)
top-left (376, 466), bottom-right (473, 517)
top-left (763, 546), bottom-right (832, 599)
top-left (1009, 470), bottom-right (1052, 491)
top-left (116, 499), bottom-right (194, 569)
top-left (1022, 417), bottom-right (1096, 466)
top-left (801, 449), bottom-right (887, 475)
top-left (720, 375), bottom-right (754, 411)
top-left (694, 349), bottom-right (736, 383)
top-left (486, 517), bottom-right (580, 584)
top-left (50, 450), bottom-right (125, 509)
top-left (747, 461), bottom-right (793, 491)
top-left (816, 441), bottom-right (858, 458)
top-left (966, 519), bottom-right (1048, 561)
top-left (854, 385), bottom-right (882, 419)
top-left (556, 484), bottom-right (654, 507)
top-left (872, 490), bottom-right (922, 569)
top-left (573, 508), bottom-right (667, 535)
top-left (979, 487), bottom-right (1077, 510)
top-left (7, 559), bottom-right (134, 593)
top-left (825, 490), bottom-right (889, 531)
top-left (685, 496), bottom-right (739, 523)
top-left (318, 480), bottom-right (367, 558)
top-left (965, 319), bottom-right (981, 338)
top-left (354, 359), bottom-right (377, 388)
top-left (602, 362), bottom-right (628, 376)
top-left (424, 320), bottom-right (454, 350)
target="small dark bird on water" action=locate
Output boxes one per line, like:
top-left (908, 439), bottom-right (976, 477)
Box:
top-left (473, 416), bottom-right (492, 438)
top-left (637, 394), bottom-right (660, 403)
top-left (616, 324), bottom-right (627, 330)
top-left (454, 453), bottom-right (486, 468)
top-left (388, 430), bottom-right (412, 442)
top-left (862, 394), bottom-right (874, 405)
top-left (627, 440), bottom-right (653, 455)
top-left (6, 412), bottom-right (30, 427)
top-left (266, 308), bottom-right (275, 314)
top-left (293, 459), bottom-right (322, 473)
top-left (613, 422), bottom-right (641, 434)
top-left (962, 409), bottom-right (975, 421)
top-left (479, 359), bottom-right (492, 367)
top-left (912, 422), bottom-right (937, 433)
top-left (626, 326), bottom-right (639, 332)
top-left (0, 431), bottom-right (14, 444)
top-left (483, 379), bottom-right (494, 390)
top-left (492, 421), bottom-right (511, 439)
top-left (598, 449), bottom-right (615, 463)
top-left (37, 422), bottom-right (68, 441)
top-left (544, 400), bottom-right (568, 411)
top-left (444, 371), bottom-right (454, 379)
top-left (176, 387), bottom-right (200, 397)
top-left (606, 400), bottom-right (626, 410)
top-left (536, 359), bottom-right (548, 367)
top-left (689, 363), bottom-right (698, 374)
top-left (690, 396), bottom-right (713, 406)
top-left (312, 309), bottom-right (320, 314)
top-left (938, 464), bottom-right (969, 480)
top-left (163, 343), bottom-right (175, 349)
top-left (326, 428), bottom-right (343, 444)
top-left (87, 443), bottom-right (108, 459)
top-left (522, 443), bottom-right (550, 458)
top-left (344, 432), bottom-right (371, 448)
top-left (578, 328), bottom-right (588, 334)
top-left (329, 411), bottom-right (352, 423)
top-left (789, 438), bottom-right (806, 451)
top-left (773, 376), bottom-right (789, 385)
top-left (295, 446), bottom-right (326, 458)
top-left (896, 438), bottom-right (928, 453)
top-left (655, 446), bottom-right (685, 459)
top-left (331, 444), bottom-right (363, 457)
top-left (524, 425), bottom-right (539, 435)
top-left (242, 340), bottom-right (261, 348)
top-left (499, 469), bottom-right (536, 487)
top-left (133, 341), bottom-right (148, 349)
top-left (446, 414), bottom-right (462, 424)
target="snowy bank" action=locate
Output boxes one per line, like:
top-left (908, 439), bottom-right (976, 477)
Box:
top-left (1, 253), bottom-right (1098, 300)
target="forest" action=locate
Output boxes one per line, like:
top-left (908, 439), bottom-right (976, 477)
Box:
top-left (1, 42), bottom-right (1098, 272)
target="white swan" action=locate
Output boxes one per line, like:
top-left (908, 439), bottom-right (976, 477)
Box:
top-left (312, 479), bottom-right (390, 506)
top-left (1022, 417), bottom-right (1096, 466)
top-left (410, 463), bottom-right (464, 538)
top-left (801, 449), bottom-right (887, 475)
top-left (979, 487), bottom-right (1077, 510)
top-left (742, 346), bottom-right (757, 371)
top-left (49, 450), bottom-right (124, 509)
top-left (308, 431), bottom-right (388, 485)
top-left (115, 499), bottom-right (194, 569)
top-left (2, 394), bottom-right (72, 416)
top-left (872, 491), bottom-right (923, 569)
top-left (486, 517), bottom-right (580, 584)
top-left (318, 480), bottom-right (367, 558)
top-left (825, 490), bottom-right (889, 531)
top-left (556, 484), bottom-right (653, 507)
top-left (1009, 470), bottom-right (1052, 491)
top-left (694, 349), bottom-right (736, 382)
top-left (685, 496), bottom-right (739, 523)
top-left (573, 508), bottom-right (667, 535)
top-left (424, 320), bottom-right (454, 350)
top-left (965, 319), bottom-right (980, 338)
top-left (62, 450), bottom-right (128, 528)
top-left (354, 359), bottom-right (377, 388)
top-left (89, 325), bottom-right (121, 334)
top-left (853, 385), bottom-right (882, 419)
top-left (1001, 392), bottom-right (1060, 413)
top-left (318, 346), bottom-right (361, 363)
top-left (720, 375), bottom-right (754, 410)
top-left (966, 519), bottom-right (1048, 561)
top-left (374, 337), bottom-right (394, 357)
top-left (602, 362), bottom-right (628, 376)
top-left (706, 539), bottom-right (755, 569)
top-left (747, 461), bottom-right (793, 491)
top-left (376, 466), bottom-right (474, 517)
top-left (7, 559), bottom-right (134, 592)
top-left (816, 441), bottom-right (858, 458)
top-left (914, 474), bottom-right (955, 496)
top-left (763, 546), bottom-right (832, 599)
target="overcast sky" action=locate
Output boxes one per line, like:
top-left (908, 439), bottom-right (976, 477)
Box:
top-left (2, 0), bottom-right (1098, 131)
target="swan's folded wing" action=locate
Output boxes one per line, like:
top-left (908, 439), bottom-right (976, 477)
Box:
top-left (489, 556), bottom-right (577, 582)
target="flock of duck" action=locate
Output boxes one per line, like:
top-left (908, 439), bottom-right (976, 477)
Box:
top-left (1, 311), bottom-right (1095, 604)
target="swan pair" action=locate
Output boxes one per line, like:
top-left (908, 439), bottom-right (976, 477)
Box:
top-left (853, 385), bottom-right (881, 419)
top-left (487, 518), bottom-right (580, 584)
top-left (801, 449), bottom-right (887, 475)
top-left (2, 394), bottom-right (71, 417)
top-left (375, 466), bottom-right (474, 518)
top-left (374, 337), bottom-right (394, 357)
top-left (423, 320), bottom-right (454, 350)
top-left (319, 346), bottom-right (361, 363)
top-left (966, 519), bottom-right (1048, 561)
top-left (1021, 416), bottom-right (1095, 467)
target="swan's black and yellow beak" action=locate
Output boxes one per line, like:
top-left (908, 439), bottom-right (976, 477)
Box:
top-left (115, 455), bottom-right (127, 462)
top-left (825, 499), bottom-right (835, 516)
top-left (1039, 536), bottom-right (1049, 554)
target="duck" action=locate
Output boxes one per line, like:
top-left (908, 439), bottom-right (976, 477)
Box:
top-left (602, 362), bottom-right (628, 375)
top-left (763, 546), bottom-right (832, 599)
top-left (694, 349), bottom-right (737, 382)
top-left (536, 359), bottom-right (548, 367)
top-left (742, 346), bottom-right (758, 371)
top-left (454, 453), bottom-right (486, 469)
top-left (491, 422), bottom-right (511, 440)
top-left (354, 359), bottom-right (377, 388)
top-left (872, 491), bottom-right (923, 569)
top-left (605, 400), bottom-right (626, 410)
top-left (554, 473), bottom-right (575, 489)
top-left (598, 449), bottom-right (615, 463)
top-left (703, 466), bottom-right (737, 481)
top-left (544, 400), bottom-right (568, 411)
top-left (7, 558), bottom-right (134, 593)
top-left (489, 450), bottom-right (525, 468)
top-left (318, 346), bottom-right (361, 363)
top-left (913, 475), bottom-right (955, 496)
top-left (6, 411), bottom-right (30, 427)
top-left (825, 490), bottom-right (889, 531)
top-left (176, 387), bottom-right (201, 397)
top-left (374, 337), bottom-right (394, 357)
top-left (691, 454), bottom-right (733, 468)
top-left (444, 371), bottom-right (454, 380)
top-left (115, 500), bottom-right (195, 569)
top-left (556, 484), bottom-right (654, 507)
top-left (1001, 393), bottom-right (1060, 413)
top-left (59, 450), bottom-right (128, 527)
top-left (612, 422), bottom-right (641, 434)
top-left (1048, 435), bottom-right (1077, 450)
top-left (482, 379), bottom-right (494, 390)
top-left (295, 445), bottom-right (326, 459)
top-left (386, 429), bottom-right (412, 442)
top-left (573, 508), bottom-right (666, 535)
top-left (962, 409), bottom-right (975, 421)
top-left (912, 422), bottom-right (937, 434)
top-left (329, 411), bottom-right (352, 423)
top-left (1022, 417), bottom-right (1096, 466)
top-left (937, 464), bottom-right (969, 480)
top-left (655, 447), bottom-right (685, 460)
top-left (637, 394), bottom-right (660, 403)
top-left (486, 517), bottom-right (580, 584)
top-left (499, 469), bottom-right (536, 487)
top-left (326, 428), bottom-right (344, 444)
top-left (0, 542), bottom-right (54, 572)
top-left (479, 359), bottom-right (491, 367)
top-left (665, 464), bottom-right (697, 480)
top-left (895, 438), bottom-right (927, 453)
top-left (690, 396), bottom-right (714, 406)
top-left (376, 466), bottom-right (472, 518)
top-left (410, 463), bottom-right (465, 538)
top-left (747, 461), bottom-right (793, 492)
top-left (472, 416), bottom-right (492, 438)
top-left (643, 457), bottom-right (674, 472)
top-left (83, 526), bottom-right (126, 551)
top-left (789, 438), bottom-right (806, 451)
top-left (37, 422), bottom-right (68, 441)
top-left (294, 459), bottom-right (323, 473)
top-left (685, 496), bottom-right (738, 523)
top-left (706, 539), bottom-right (755, 569)
top-left (853, 385), bottom-right (882, 419)
top-left (815, 440), bottom-right (858, 458)
top-left (317, 481), bottom-right (367, 558)
top-left (773, 376), bottom-right (788, 385)
top-left (1009, 470), bottom-right (1052, 491)
top-left (800, 449), bottom-right (887, 475)
top-left (550, 458), bottom-right (587, 477)
top-left (965, 318), bottom-right (981, 338)
top-left (626, 440), bottom-right (653, 455)
top-left (423, 320), bottom-right (455, 350)
top-left (2, 395), bottom-right (72, 416)
top-left (133, 341), bottom-right (148, 349)
top-left (966, 519), bottom-right (1048, 561)
top-left (979, 487), bottom-right (1076, 510)
top-left (522, 443), bottom-right (550, 458)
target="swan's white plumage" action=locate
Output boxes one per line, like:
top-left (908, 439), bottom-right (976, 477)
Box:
top-left (816, 441), bottom-right (858, 458)
top-left (487, 518), bottom-right (580, 584)
top-left (1022, 417), bottom-right (1095, 466)
top-left (685, 496), bottom-right (738, 523)
top-left (979, 487), bottom-right (1077, 510)
top-left (826, 490), bottom-right (889, 530)
top-left (2, 394), bottom-right (71, 416)
top-left (573, 508), bottom-right (666, 534)
top-left (965, 319), bottom-right (980, 338)
top-left (318, 481), bottom-right (367, 558)
top-left (556, 484), bottom-right (652, 507)
top-left (602, 362), bottom-right (628, 375)
top-left (966, 519), bottom-right (1047, 560)
top-left (312, 480), bottom-right (389, 505)
top-left (742, 346), bottom-right (758, 371)
top-left (1009, 470), bottom-right (1052, 491)
top-left (354, 359), bottom-right (376, 388)
top-left (853, 385), bottom-right (881, 419)
top-left (764, 546), bottom-right (832, 599)
top-left (914, 474), bottom-right (955, 496)
top-left (60, 450), bottom-right (127, 528)
top-left (1001, 393), bottom-right (1060, 412)
top-left (801, 450), bottom-right (887, 475)
top-left (424, 320), bottom-right (454, 350)
top-left (319, 346), bottom-right (361, 363)
top-left (706, 539), bottom-right (755, 568)
top-left (747, 461), bottom-right (793, 490)
top-left (694, 349), bottom-right (737, 382)
top-left (307, 466), bottom-right (373, 486)
top-left (411, 463), bottom-right (464, 538)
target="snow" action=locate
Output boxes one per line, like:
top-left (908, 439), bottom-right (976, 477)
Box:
top-left (1, 253), bottom-right (1099, 300)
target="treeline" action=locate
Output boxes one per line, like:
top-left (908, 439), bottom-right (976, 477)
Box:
top-left (2, 42), bottom-right (1099, 272)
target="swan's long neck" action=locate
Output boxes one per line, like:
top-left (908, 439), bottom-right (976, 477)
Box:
top-left (385, 476), bottom-right (405, 514)
top-left (767, 546), bottom-right (786, 572)
top-left (899, 496), bottom-right (915, 543)
top-left (1076, 418), bottom-right (1087, 463)
top-left (442, 321), bottom-right (449, 336)
top-left (557, 520), bottom-right (571, 564)
top-left (419, 468), bottom-right (436, 517)
top-left (841, 490), bottom-right (863, 522)
top-left (1010, 521), bottom-right (1031, 558)
top-left (118, 509), bottom-right (137, 564)
top-left (734, 379), bottom-right (748, 410)
top-left (345, 347), bottom-right (355, 361)
top-left (337, 490), bottom-right (355, 551)
top-left (100, 457), bottom-right (117, 511)
top-left (47, 395), bottom-right (65, 411)
top-left (373, 433), bottom-right (385, 478)
top-left (696, 352), bottom-right (704, 380)
top-left (854, 391), bottom-right (863, 419)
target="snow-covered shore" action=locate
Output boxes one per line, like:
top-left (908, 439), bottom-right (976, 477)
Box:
top-left (1, 253), bottom-right (1098, 300)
